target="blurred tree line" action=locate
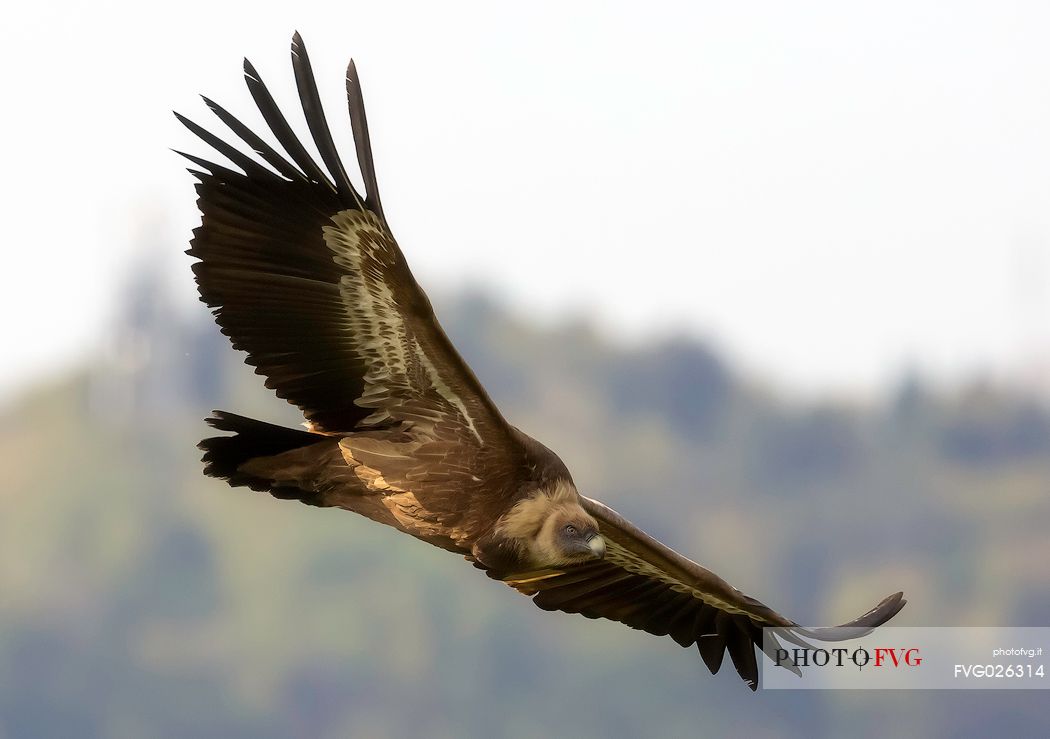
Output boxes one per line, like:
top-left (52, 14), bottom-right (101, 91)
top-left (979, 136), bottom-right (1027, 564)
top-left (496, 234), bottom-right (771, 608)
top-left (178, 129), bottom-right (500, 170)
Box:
top-left (0, 278), bottom-right (1048, 738)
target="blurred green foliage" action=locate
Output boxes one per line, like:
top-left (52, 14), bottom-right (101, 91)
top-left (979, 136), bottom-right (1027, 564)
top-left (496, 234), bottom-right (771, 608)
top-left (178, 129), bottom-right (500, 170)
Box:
top-left (1, 289), bottom-right (1048, 738)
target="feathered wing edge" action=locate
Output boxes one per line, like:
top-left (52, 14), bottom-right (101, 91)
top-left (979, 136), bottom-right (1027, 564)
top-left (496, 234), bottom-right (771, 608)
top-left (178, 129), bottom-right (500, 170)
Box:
top-left (175, 31), bottom-right (375, 215)
top-left (492, 496), bottom-right (906, 690)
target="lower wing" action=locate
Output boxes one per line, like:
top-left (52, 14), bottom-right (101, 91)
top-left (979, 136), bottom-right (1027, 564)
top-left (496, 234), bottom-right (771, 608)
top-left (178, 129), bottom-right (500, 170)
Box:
top-left (493, 496), bottom-right (906, 690)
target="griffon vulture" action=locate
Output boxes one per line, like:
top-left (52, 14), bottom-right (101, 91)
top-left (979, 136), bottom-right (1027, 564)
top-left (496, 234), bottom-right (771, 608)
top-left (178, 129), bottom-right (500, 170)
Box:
top-left (177, 33), bottom-right (906, 690)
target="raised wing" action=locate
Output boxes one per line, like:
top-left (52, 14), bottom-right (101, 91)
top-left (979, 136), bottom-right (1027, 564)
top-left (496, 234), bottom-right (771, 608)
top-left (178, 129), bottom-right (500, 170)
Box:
top-left (496, 497), bottom-right (906, 690)
top-left (178, 33), bottom-right (513, 446)
top-left (178, 34), bottom-right (531, 534)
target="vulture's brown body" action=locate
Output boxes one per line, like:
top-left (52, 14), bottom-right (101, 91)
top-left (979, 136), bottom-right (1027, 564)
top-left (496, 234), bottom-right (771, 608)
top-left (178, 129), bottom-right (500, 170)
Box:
top-left (178, 33), bottom-right (906, 690)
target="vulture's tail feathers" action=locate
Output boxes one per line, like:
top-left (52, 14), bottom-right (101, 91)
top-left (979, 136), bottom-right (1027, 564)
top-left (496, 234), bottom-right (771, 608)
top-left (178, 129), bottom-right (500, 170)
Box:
top-left (199, 411), bottom-right (321, 492)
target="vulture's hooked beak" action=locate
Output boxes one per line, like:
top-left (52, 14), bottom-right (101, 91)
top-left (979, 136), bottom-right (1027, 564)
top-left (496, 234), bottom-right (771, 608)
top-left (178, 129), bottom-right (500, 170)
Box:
top-left (588, 534), bottom-right (606, 560)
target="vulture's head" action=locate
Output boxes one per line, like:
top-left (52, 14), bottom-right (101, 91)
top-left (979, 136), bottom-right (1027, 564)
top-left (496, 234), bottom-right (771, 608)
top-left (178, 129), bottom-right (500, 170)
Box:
top-left (499, 482), bottom-right (607, 567)
top-left (537, 503), bottom-right (606, 564)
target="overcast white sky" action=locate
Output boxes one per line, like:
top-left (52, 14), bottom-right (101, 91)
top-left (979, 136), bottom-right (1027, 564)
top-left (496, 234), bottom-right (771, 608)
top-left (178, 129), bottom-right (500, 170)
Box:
top-left (3, 0), bottom-right (1049, 401)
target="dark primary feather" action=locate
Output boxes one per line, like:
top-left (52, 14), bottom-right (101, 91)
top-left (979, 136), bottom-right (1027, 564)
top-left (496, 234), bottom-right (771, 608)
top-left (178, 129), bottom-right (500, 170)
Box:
top-left (200, 95), bottom-right (306, 181)
top-left (344, 59), bottom-right (383, 217)
top-left (174, 112), bottom-right (272, 179)
top-left (241, 57), bottom-right (334, 190)
top-left (289, 31), bottom-right (362, 207)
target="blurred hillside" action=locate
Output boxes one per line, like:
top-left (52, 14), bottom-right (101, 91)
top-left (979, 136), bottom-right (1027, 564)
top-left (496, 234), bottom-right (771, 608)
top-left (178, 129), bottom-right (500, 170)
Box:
top-left (1, 273), bottom-right (1049, 738)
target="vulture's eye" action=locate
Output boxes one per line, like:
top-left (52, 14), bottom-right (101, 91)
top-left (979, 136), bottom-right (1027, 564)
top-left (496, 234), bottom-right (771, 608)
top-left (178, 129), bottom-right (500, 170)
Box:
top-left (564, 524), bottom-right (577, 536)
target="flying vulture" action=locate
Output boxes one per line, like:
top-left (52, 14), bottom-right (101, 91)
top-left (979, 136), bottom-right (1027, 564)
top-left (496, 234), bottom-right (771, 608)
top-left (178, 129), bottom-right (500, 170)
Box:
top-left (178, 33), bottom-right (906, 690)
